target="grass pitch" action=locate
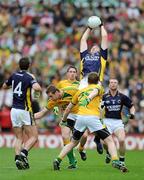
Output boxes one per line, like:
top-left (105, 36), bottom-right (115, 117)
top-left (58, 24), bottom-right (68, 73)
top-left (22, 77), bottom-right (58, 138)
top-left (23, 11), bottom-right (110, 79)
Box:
top-left (0, 148), bottom-right (143, 180)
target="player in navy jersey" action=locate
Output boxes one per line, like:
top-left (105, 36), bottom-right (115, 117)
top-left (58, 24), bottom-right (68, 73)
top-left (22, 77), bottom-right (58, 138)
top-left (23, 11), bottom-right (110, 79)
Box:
top-left (79, 23), bottom-right (108, 89)
top-left (79, 22), bottom-right (108, 154)
top-left (102, 79), bottom-right (135, 167)
top-left (2, 57), bottom-right (42, 170)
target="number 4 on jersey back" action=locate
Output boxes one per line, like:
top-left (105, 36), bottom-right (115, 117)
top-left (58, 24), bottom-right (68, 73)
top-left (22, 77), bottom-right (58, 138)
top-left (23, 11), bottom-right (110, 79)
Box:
top-left (12, 80), bottom-right (23, 97)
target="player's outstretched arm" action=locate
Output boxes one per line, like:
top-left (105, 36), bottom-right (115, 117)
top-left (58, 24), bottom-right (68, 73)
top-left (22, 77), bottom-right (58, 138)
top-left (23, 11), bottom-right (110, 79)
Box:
top-left (80, 88), bottom-right (99, 107)
top-left (88, 88), bottom-right (99, 100)
top-left (34, 107), bottom-right (48, 120)
top-left (100, 25), bottom-right (108, 50)
top-left (80, 28), bottom-right (91, 53)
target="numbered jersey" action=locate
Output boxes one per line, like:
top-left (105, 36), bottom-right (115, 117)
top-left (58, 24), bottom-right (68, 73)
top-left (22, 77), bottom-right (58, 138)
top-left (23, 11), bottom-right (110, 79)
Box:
top-left (5, 70), bottom-right (37, 112)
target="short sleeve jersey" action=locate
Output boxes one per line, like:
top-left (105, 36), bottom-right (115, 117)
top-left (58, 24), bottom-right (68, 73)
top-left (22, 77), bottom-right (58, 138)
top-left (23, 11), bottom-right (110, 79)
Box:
top-left (5, 70), bottom-right (37, 112)
top-left (72, 84), bottom-right (104, 116)
top-left (80, 48), bottom-right (108, 82)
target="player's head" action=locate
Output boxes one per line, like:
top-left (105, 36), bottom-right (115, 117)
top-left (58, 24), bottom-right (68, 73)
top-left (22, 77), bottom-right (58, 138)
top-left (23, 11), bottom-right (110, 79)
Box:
top-left (90, 45), bottom-right (100, 54)
top-left (66, 65), bottom-right (77, 81)
top-left (88, 72), bottom-right (99, 84)
top-left (19, 57), bottom-right (30, 70)
top-left (46, 85), bottom-right (61, 101)
top-left (109, 79), bottom-right (118, 91)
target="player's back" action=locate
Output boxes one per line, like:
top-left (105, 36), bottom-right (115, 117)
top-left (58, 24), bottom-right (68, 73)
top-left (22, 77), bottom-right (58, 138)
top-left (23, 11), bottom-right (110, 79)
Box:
top-left (9, 71), bottom-right (35, 112)
top-left (72, 84), bottom-right (104, 116)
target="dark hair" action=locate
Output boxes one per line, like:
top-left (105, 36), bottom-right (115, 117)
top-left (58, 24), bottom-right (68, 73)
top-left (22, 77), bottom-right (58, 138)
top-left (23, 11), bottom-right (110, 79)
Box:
top-left (19, 57), bottom-right (30, 70)
top-left (67, 65), bottom-right (77, 73)
top-left (46, 85), bottom-right (59, 94)
top-left (88, 72), bottom-right (99, 84)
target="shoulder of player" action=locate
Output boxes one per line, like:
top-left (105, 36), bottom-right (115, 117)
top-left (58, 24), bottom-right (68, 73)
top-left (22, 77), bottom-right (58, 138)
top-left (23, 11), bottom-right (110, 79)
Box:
top-left (103, 92), bottom-right (109, 98)
top-left (118, 92), bottom-right (129, 99)
top-left (26, 72), bottom-right (35, 79)
top-left (62, 86), bottom-right (78, 92)
top-left (57, 80), bottom-right (67, 84)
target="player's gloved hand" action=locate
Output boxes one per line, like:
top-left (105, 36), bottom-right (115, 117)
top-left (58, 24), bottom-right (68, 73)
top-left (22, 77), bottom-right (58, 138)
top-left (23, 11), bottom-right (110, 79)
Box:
top-left (79, 98), bottom-right (91, 107)
top-left (124, 114), bottom-right (135, 125)
top-left (53, 106), bottom-right (59, 116)
top-left (33, 91), bottom-right (40, 99)
top-left (59, 120), bottom-right (68, 127)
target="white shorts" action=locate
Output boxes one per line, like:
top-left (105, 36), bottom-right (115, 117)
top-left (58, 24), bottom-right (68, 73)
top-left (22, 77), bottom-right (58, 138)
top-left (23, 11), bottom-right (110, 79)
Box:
top-left (103, 118), bottom-right (124, 134)
top-left (11, 108), bottom-right (35, 128)
top-left (74, 115), bottom-right (104, 133)
top-left (67, 113), bottom-right (77, 121)
top-left (78, 76), bottom-right (88, 90)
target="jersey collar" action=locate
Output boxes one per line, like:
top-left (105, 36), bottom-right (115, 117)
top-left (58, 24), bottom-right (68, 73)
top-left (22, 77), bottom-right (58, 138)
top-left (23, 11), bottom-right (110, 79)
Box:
top-left (108, 90), bottom-right (119, 97)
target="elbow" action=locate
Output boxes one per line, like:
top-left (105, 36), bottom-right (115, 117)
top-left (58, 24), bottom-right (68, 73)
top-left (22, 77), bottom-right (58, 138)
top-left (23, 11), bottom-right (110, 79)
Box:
top-left (65, 108), bottom-right (70, 114)
top-left (102, 34), bottom-right (108, 40)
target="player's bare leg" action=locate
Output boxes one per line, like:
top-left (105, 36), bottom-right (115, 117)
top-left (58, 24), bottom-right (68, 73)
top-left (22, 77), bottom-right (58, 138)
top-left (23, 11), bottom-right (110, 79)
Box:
top-left (61, 126), bottom-right (77, 168)
top-left (53, 139), bottom-right (79, 170)
top-left (20, 125), bottom-right (38, 169)
top-left (13, 127), bottom-right (25, 170)
top-left (103, 135), bottom-right (128, 172)
top-left (114, 129), bottom-right (126, 165)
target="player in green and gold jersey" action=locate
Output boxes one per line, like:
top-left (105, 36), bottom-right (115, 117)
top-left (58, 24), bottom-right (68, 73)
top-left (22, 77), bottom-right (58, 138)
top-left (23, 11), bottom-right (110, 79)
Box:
top-left (34, 85), bottom-right (78, 168)
top-left (57, 65), bottom-right (79, 89)
top-left (56, 65), bottom-right (87, 161)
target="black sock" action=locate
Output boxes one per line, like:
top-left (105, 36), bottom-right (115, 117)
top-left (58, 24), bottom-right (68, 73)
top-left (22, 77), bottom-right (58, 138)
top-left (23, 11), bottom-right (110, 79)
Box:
top-left (15, 155), bottom-right (20, 161)
top-left (94, 136), bottom-right (100, 145)
top-left (21, 149), bottom-right (28, 157)
top-left (119, 156), bottom-right (125, 162)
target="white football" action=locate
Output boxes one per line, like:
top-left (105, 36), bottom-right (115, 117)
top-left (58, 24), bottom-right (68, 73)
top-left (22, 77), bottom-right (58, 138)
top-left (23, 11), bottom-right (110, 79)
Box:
top-left (87, 16), bottom-right (101, 28)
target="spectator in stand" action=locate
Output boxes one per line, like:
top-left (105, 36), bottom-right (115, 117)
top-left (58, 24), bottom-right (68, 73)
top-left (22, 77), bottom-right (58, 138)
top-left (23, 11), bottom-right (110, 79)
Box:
top-left (0, 105), bottom-right (12, 132)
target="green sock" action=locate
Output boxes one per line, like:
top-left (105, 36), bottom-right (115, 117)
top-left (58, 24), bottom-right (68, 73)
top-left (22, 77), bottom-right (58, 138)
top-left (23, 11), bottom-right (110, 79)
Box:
top-left (57, 157), bottom-right (62, 163)
top-left (67, 149), bottom-right (76, 165)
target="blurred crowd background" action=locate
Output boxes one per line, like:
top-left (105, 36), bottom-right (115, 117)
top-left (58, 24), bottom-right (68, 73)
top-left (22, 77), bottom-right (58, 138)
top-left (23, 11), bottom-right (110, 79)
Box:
top-left (0, 0), bottom-right (144, 134)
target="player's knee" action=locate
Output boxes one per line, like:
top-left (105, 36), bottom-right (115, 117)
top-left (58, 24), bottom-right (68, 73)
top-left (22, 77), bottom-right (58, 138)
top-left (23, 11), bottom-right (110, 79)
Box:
top-left (62, 132), bottom-right (70, 140)
top-left (61, 127), bottom-right (71, 139)
top-left (104, 135), bottom-right (114, 145)
top-left (117, 134), bottom-right (125, 143)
